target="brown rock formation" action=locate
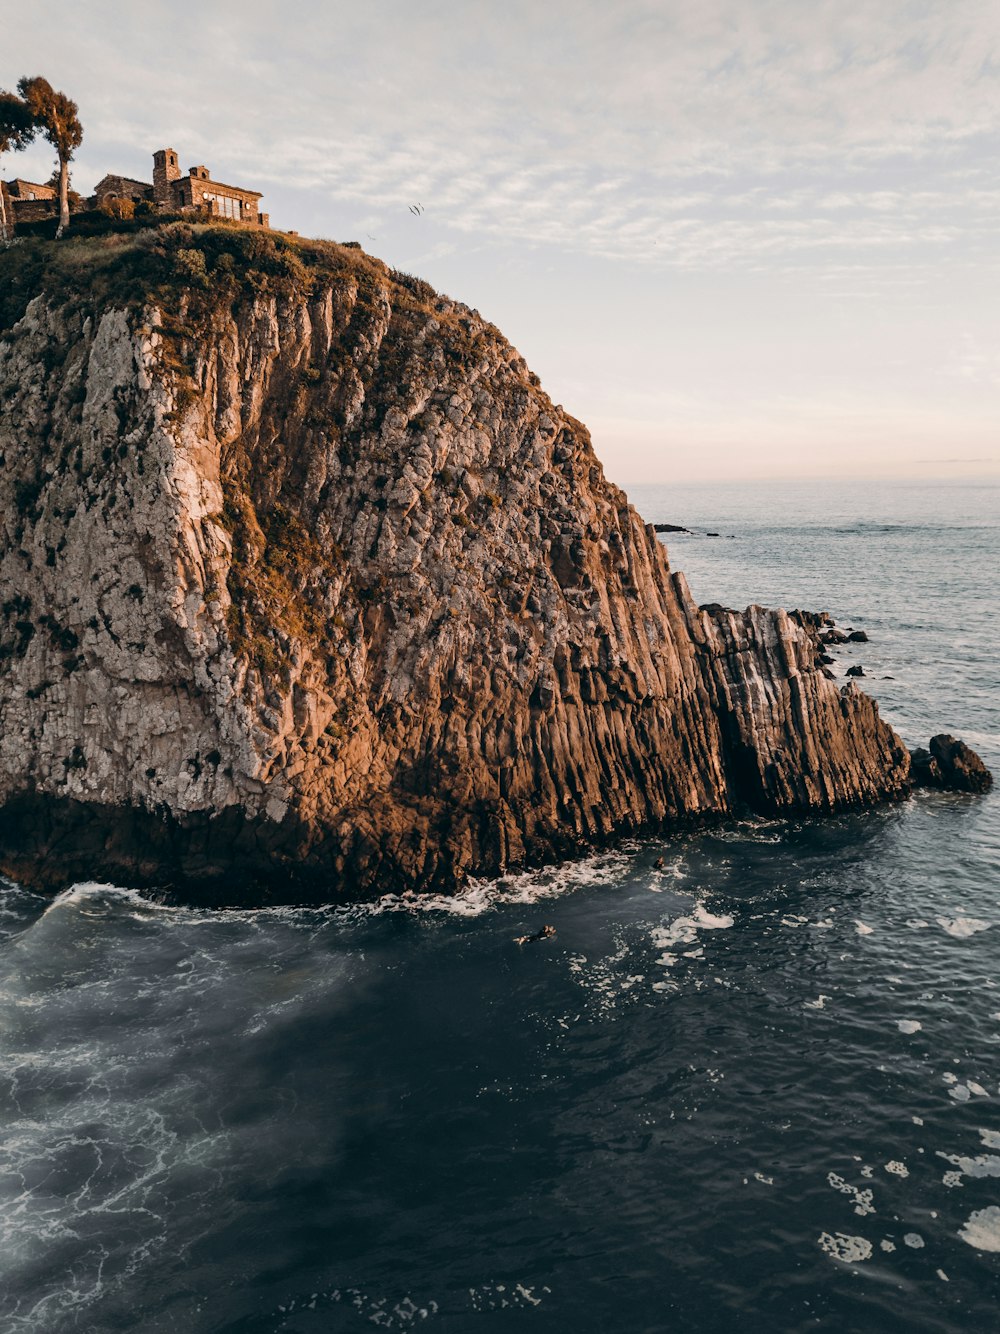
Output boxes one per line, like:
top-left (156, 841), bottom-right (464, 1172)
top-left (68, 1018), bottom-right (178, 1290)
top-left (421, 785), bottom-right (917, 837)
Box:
top-left (0, 226), bottom-right (982, 904)
top-left (910, 735), bottom-right (993, 794)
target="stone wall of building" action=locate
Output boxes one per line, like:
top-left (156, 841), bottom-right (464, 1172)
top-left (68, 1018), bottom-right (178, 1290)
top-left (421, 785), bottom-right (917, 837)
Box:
top-left (93, 175), bottom-right (154, 205)
top-left (172, 168), bottom-right (265, 226)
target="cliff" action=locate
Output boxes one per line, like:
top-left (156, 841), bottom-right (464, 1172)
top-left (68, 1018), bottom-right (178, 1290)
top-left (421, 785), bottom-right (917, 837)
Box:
top-left (0, 224), bottom-right (955, 903)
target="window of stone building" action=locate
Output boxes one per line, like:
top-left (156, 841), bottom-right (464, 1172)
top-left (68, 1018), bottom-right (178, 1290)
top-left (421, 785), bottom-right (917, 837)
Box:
top-left (204, 191), bottom-right (243, 220)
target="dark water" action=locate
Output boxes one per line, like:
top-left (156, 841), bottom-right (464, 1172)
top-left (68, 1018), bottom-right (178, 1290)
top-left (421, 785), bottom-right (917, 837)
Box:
top-left (2, 478), bottom-right (998, 1333)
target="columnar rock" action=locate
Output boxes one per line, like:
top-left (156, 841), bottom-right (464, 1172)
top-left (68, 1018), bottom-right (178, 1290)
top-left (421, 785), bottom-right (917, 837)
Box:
top-left (0, 227), bottom-right (973, 902)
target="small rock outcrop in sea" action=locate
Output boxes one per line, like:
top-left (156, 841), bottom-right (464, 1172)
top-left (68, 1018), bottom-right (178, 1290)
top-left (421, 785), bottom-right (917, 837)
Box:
top-left (910, 735), bottom-right (994, 794)
top-left (0, 225), bottom-right (990, 902)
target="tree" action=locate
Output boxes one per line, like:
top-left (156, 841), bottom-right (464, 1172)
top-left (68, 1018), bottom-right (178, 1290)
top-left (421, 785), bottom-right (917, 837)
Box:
top-left (0, 91), bottom-right (36, 243)
top-left (18, 77), bottom-right (82, 238)
top-left (45, 168), bottom-right (82, 210)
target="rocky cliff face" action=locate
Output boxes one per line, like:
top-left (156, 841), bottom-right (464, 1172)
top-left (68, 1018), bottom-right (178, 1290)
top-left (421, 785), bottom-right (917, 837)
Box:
top-left (0, 226), bottom-right (941, 902)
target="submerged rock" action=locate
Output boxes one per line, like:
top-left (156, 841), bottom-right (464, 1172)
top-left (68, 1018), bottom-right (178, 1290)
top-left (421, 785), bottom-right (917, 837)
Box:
top-left (0, 227), bottom-right (985, 903)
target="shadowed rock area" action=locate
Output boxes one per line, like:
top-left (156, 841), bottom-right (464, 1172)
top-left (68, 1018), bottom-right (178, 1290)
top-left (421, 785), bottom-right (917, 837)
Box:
top-left (0, 225), bottom-right (987, 903)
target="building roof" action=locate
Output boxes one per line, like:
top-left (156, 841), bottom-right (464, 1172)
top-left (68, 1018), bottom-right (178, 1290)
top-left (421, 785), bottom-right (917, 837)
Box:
top-left (5, 179), bottom-right (56, 198)
top-left (186, 176), bottom-right (263, 201)
top-left (95, 174), bottom-right (153, 192)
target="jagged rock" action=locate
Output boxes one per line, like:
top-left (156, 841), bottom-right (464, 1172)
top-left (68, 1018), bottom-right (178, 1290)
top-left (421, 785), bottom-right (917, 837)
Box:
top-left (821, 629), bottom-right (850, 645)
top-left (653, 523), bottom-right (690, 534)
top-left (0, 227), bottom-right (976, 903)
top-left (846, 664), bottom-right (865, 677)
top-left (910, 735), bottom-right (993, 794)
top-left (789, 610), bottom-right (834, 633)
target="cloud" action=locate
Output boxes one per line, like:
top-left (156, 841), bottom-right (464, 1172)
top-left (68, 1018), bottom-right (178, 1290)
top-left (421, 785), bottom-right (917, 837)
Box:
top-left (6, 0), bottom-right (1000, 478)
top-left (6, 0), bottom-right (1000, 272)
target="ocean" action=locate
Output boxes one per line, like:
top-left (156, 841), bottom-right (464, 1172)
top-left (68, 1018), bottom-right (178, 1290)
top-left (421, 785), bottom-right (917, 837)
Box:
top-left (1, 477), bottom-right (997, 1333)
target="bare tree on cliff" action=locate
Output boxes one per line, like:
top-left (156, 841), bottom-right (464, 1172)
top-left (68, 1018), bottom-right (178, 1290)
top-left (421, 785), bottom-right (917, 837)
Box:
top-left (0, 91), bottom-right (36, 243)
top-left (17, 77), bottom-right (82, 238)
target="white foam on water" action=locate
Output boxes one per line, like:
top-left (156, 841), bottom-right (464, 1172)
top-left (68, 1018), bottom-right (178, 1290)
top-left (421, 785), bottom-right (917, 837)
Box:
top-left (566, 932), bottom-right (648, 1014)
top-left (903, 1234), bottom-right (925, 1249)
top-left (885, 1161), bottom-right (909, 1177)
top-left (818, 1232), bottom-right (873, 1263)
top-left (340, 849), bottom-right (638, 921)
top-left (828, 1172), bottom-right (875, 1216)
top-left (959, 1206), bottom-right (1000, 1252)
top-left (880, 1239), bottom-right (896, 1252)
top-left (937, 1152), bottom-right (1000, 1180)
top-left (979, 1129), bottom-right (1000, 1149)
top-left (754, 1172), bottom-right (774, 1185)
top-left (913, 1117), bottom-right (924, 1126)
top-left (949, 1085), bottom-right (972, 1103)
top-left (943, 1171), bottom-right (964, 1188)
top-left (468, 1282), bottom-right (551, 1312)
top-left (937, 916), bottom-right (990, 938)
top-left (854, 920), bottom-right (874, 936)
top-left (937, 1269), bottom-right (950, 1282)
top-left (279, 1287), bottom-right (440, 1324)
top-left (906, 919), bottom-right (929, 929)
top-left (651, 902), bottom-right (734, 969)
top-left (967, 1081), bottom-right (989, 1097)
top-left (805, 995), bottom-right (829, 1010)
top-left (897, 1020), bottom-right (922, 1034)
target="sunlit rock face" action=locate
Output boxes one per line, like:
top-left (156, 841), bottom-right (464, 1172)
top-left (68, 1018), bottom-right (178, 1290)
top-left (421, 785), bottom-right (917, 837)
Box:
top-left (0, 232), bottom-right (923, 902)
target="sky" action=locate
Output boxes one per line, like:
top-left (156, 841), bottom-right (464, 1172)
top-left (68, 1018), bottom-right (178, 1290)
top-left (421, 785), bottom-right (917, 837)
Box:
top-left (5, 0), bottom-right (1000, 484)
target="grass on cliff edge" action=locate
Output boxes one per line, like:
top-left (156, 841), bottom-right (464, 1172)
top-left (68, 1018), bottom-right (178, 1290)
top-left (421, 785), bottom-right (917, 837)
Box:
top-left (0, 218), bottom-right (434, 334)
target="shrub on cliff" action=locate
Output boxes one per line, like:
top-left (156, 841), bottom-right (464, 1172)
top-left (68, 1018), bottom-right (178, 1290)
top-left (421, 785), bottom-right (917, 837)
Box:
top-left (98, 196), bottom-right (135, 221)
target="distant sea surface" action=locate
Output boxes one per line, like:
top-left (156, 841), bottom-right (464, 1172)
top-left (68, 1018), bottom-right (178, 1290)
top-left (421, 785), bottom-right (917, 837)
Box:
top-left (2, 478), bottom-right (998, 1333)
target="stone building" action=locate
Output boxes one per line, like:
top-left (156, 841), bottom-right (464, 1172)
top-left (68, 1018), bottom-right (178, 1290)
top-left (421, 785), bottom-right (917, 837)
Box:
top-left (91, 173), bottom-right (154, 207)
top-left (3, 148), bottom-right (269, 229)
top-left (152, 149), bottom-right (268, 226)
top-left (1, 178), bottom-right (58, 225)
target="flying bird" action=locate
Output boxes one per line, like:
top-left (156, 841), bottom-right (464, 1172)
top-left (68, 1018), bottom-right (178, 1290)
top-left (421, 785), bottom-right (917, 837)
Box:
top-left (408, 203), bottom-right (424, 216)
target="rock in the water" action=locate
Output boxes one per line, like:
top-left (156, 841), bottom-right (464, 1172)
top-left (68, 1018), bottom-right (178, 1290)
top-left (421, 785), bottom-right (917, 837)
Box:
top-left (910, 736), bottom-right (993, 794)
top-left (653, 523), bottom-right (690, 534)
top-left (0, 227), bottom-right (938, 902)
top-left (847, 629), bottom-right (869, 643)
top-left (821, 629), bottom-right (850, 645)
top-left (846, 664), bottom-right (865, 677)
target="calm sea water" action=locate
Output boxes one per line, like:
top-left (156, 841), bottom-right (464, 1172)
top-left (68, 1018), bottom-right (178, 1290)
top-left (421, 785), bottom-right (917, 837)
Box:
top-left (1, 478), bottom-right (998, 1333)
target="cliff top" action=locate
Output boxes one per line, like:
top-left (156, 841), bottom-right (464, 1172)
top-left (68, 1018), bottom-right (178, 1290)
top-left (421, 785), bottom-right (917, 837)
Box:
top-left (0, 220), bottom-right (497, 346)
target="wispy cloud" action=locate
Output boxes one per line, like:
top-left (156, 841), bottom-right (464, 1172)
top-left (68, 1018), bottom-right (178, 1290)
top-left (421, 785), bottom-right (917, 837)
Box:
top-left (5, 0), bottom-right (1000, 479)
top-left (7, 0), bottom-right (1000, 271)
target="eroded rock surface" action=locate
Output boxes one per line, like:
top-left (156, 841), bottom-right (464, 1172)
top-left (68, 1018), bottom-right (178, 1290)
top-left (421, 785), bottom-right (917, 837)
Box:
top-left (0, 230), bottom-right (976, 902)
top-left (910, 735), bottom-right (993, 795)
